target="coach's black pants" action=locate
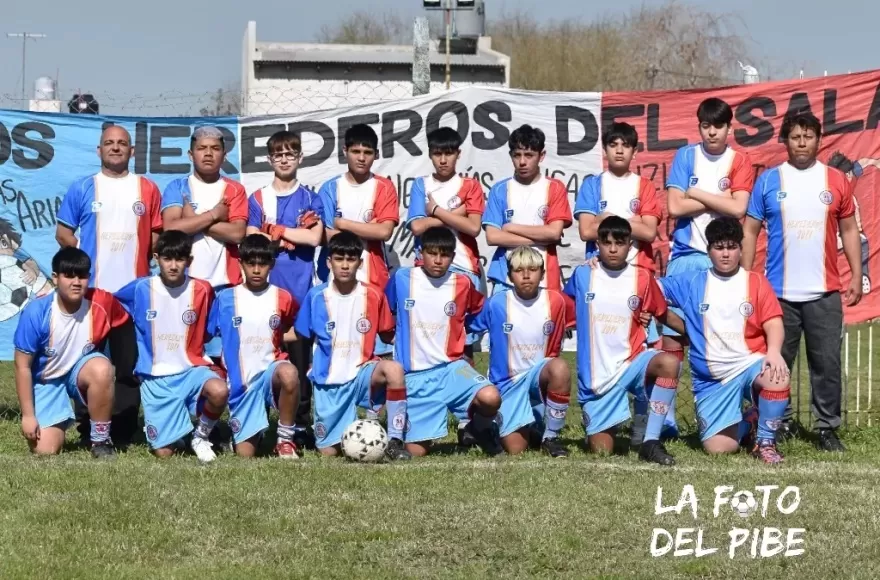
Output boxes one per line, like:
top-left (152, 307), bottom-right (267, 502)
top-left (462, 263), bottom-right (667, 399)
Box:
top-left (286, 338), bottom-right (313, 428)
top-left (76, 319), bottom-right (141, 444)
top-left (780, 292), bottom-right (843, 431)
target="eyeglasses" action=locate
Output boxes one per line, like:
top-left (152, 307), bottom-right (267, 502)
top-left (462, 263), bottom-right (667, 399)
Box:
top-left (270, 152), bottom-right (301, 162)
top-left (709, 242), bottom-right (741, 251)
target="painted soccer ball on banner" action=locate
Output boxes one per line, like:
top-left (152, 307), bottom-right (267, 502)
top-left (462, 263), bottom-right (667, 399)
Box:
top-left (0, 255), bottom-right (47, 322)
top-left (730, 491), bottom-right (758, 518)
top-left (341, 419), bottom-right (388, 463)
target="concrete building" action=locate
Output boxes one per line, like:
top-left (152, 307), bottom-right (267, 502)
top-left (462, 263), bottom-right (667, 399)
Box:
top-left (240, 20), bottom-right (510, 116)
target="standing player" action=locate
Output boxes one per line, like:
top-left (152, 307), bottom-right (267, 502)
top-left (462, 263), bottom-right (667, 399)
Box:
top-left (564, 217), bottom-right (683, 466)
top-left (467, 246), bottom-right (574, 457)
top-left (483, 125), bottom-right (573, 293)
top-left (13, 247), bottom-right (127, 458)
top-left (663, 217), bottom-right (790, 464)
top-left (317, 124), bottom-right (399, 356)
top-left (742, 112), bottom-right (861, 451)
top-left (662, 97), bottom-right (756, 436)
top-left (56, 124), bottom-right (163, 446)
top-left (209, 235), bottom-right (302, 458)
top-left (115, 230), bottom-right (229, 462)
top-left (386, 226), bottom-right (503, 457)
top-left (161, 126), bottom-right (248, 366)
top-left (246, 130), bottom-right (323, 450)
top-left (294, 232), bottom-right (410, 460)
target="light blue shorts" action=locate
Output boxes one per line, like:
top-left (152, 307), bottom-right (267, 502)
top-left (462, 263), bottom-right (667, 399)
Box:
top-left (496, 358), bottom-right (549, 438)
top-left (450, 265), bottom-right (484, 347)
top-left (313, 362), bottom-right (383, 449)
top-left (582, 350), bottom-right (661, 435)
top-left (141, 366), bottom-right (220, 449)
top-left (228, 360), bottom-right (290, 444)
top-left (662, 252), bottom-right (712, 337)
top-left (33, 352), bottom-right (107, 429)
top-left (693, 359), bottom-right (764, 441)
top-left (405, 360), bottom-right (492, 443)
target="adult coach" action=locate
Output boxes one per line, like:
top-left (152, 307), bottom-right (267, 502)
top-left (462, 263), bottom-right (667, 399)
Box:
top-left (743, 111), bottom-right (862, 452)
top-left (56, 125), bottom-right (163, 446)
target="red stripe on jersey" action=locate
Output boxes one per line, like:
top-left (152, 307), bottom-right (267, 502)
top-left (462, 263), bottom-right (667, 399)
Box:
top-left (744, 271), bottom-right (782, 354)
top-left (824, 167), bottom-right (852, 293)
top-left (625, 267), bottom-right (654, 361)
top-left (186, 279), bottom-right (214, 367)
top-left (274, 289), bottom-right (296, 362)
top-left (635, 177), bottom-right (660, 271)
top-left (222, 178), bottom-right (247, 286)
top-left (85, 288), bottom-right (129, 343)
top-left (445, 273), bottom-right (471, 362)
top-left (545, 290), bottom-right (568, 358)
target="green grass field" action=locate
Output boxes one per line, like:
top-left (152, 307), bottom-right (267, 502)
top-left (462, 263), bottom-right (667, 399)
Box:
top-left (0, 346), bottom-right (879, 579)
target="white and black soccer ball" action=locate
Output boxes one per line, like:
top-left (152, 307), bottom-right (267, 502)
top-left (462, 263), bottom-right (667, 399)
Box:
top-left (730, 491), bottom-right (758, 518)
top-left (341, 419), bottom-right (388, 463)
top-left (0, 255), bottom-right (46, 322)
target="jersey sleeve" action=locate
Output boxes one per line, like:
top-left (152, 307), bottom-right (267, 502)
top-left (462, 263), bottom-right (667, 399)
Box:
top-left (546, 179), bottom-right (573, 226)
top-left (225, 181), bottom-right (248, 222)
top-left (96, 290), bottom-right (130, 328)
top-left (666, 146), bottom-right (693, 192)
top-left (373, 179), bottom-right (400, 224)
top-left (206, 293), bottom-right (222, 339)
top-left (643, 276), bottom-right (668, 318)
top-left (113, 279), bottom-right (139, 316)
top-left (563, 293), bottom-right (577, 329)
top-left (377, 293), bottom-right (394, 334)
top-left (57, 179), bottom-right (84, 230)
top-left (247, 193), bottom-right (264, 229)
top-left (657, 274), bottom-right (685, 309)
top-left (756, 275), bottom-right (783, 325)
top-left (466, 301), bottom-right (491, 334)
top-left (746, 171), bottom-right (768, 222)
top-left (13, 302), bottom-right (45, 355)
top-left (573, 174), bottom-right (600, 217)
top-left (729, 151), bottom-right (755, 194)
top-left (161, 178), bottom-right (185, 212)
top-left (145, 179), bottom-right (163, 232)
top-left (563, 268), bottom-right (579, 299)
top-left (406, 177), bottom-right (427, 227)
top-left (835, 172), bottom-right (856, 219)
top-left (638, 178), bottom-right (662, 220)
top-left (385, 275), bottom-right (399, 315)
top-left (293, 291), bottom-right (314, 338)
top-left (308, 188), bottom-right (324, 221)
top-left (482, 182), bottom-right (507, 229)
top-left (463, 178), bottom-right (485, 215)
top-left (317, 180), bottom-right (337, 227)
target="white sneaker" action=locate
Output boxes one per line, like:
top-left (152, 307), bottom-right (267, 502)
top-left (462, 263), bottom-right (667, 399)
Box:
top-left (191, 436), bottom-right (217, 463)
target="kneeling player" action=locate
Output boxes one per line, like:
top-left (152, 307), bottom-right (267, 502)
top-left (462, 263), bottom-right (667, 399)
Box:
top-left (659, 217), bottom-right (789, 464)
top-left (564, 216), bottom-right (684, 465)
top-left (209, 234), bottom-right (302, 458)
top-left (115, 230), bottom-right (229, 462)
top-left (13, 247), bottom-right (127, 458)
top-left (386, 226), bottom-right (502, 457)
top-left (294, 232), bottom-right (410, 460)
top-left (467, 246), bottom-right (574, 456)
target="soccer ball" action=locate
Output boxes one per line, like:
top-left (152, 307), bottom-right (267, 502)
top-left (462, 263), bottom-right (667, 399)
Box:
top-left (0, 255), bottom-right (47, 322)
top-left (341, 419), bottom-right (388, 463)
top-left (730, 491), bottom-right (758, 518)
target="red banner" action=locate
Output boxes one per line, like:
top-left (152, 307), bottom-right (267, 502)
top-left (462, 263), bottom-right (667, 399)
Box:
top-left (603, 70), bottom-right (880, 323)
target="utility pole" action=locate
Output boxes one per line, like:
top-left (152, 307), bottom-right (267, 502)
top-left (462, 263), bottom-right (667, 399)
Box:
top-left (7, 32), bottom-right (47, 106)
top-left (444, 0), bottom-right (452, 89)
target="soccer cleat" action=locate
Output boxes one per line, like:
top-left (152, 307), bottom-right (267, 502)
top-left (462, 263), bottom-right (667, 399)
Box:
top-left (384, 438), bottom-right (412, 461)
top-left (457, 424), bottom-right (477, 448)
top-left (90, 441), bottom-right (116, 460)
top-left (638, 440), bottom-right (675, 466)
top-left (191, 436), bottom-right (217, 463)
top-left (541, 437), bottom-right (569, 458)
top-left (739, 405), bottom-right (759, 450)
top-left (752, 440), bottom-right (784, 465)
top-left (468, 422), bottom-right (505, 457)
top-left (817, 429), bottom-right (846, 452)
top-left (775, 421), bottom-right (796, 442)
top-left (293, 427), bottom-right (316, 451)
top-left (275, 440), bottom-right (301, 459)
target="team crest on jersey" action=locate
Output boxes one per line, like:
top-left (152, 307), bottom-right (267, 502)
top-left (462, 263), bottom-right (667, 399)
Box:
top-left (598, 200), bottom-right (608, 211)
top-left (688, 175), bottom-right (699, 187)
top-left (188, 199), bottom-right (200, 211)
top-left (356, 317), bottom-right (372, 334)
top-left (650, 401), bottom-right (669, 416)
top-left (392, 413), bottom-right (406, 431)
top-left (81, 343), bottom-right (95, 356)
top-left (181, 310), bottom-right (198, 325)
top-left (146, 310), bottom-right (157, 321)
top-left (232, 316), bottom-right (242, 328)
top-left (91, 201), bottom-right (103, 213)
top-left (132, 201), bottom-right (146, 216)
top-left (777, 191), bottom-right (788, 202)
top-left (44, 347), bottom-right (56, 357)
top-left (699, 303), bottom-right (710, 313)
top-left (404, 299), bottom-right (415, 310)
top-left (362, 209), bottom-right (375, 222)
top-left (584, 292), bottom-right (595, 303)
top-left (537, 205), bottom-right (550, 221)
top-left (325, 321), bottom-right (336, 333)
top-left (819, 190), bottom-right (834, 205)
top-left (314, 422), bottom-right (327, 439)
top-left (739, 301), bottom-right (755, 317)
top-left (269, 314), bottom-right (281, 330)
top-left (718, 177), bottom-right (731, 191)
top-left (627, 295), bottom-right (642, 311)
top-left (503, 323), bottom-right (514, 334)
top-left (229, 418), bottom-right (242, 434)
top-left (447, 195), bottom-right (463, 210)
top-left (629, 198), bottom-right (641, 213)
top-left (146, 425), bottom-right (158, 441)
top-left (444, 301), bottom-right (457, 317)
top-left (543, 320), bottom-right (555, 336)
top-left (504, 208), bottom-right (514, 220)
top-left (494, 412), bottom-right (504, 429)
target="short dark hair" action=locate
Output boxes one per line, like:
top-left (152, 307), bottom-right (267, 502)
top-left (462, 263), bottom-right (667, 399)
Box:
top-left (828, 151), bottom-right (854, 173)
top-left (327, 231), bottom-right (364, 258)
top-left (239, 234), bottom-right (275, 265)
top-left (780, 111), bottom-right (822, 140)
top-left (344, 124), bottom-right (379, 151)
top-left (52, 247), bottom-right (91, 278)
top-left (602, 122), bottom-right (639, 149)
top-left (154, 230), bottom-right (193, 260)
top-left (0, 217), bottom-right (22, 248)
top-left (705, 217), bottom-right (744, 246)
top-left (267, 130), bottom-right (302, 155)
top-left (421, 226), bottom-right (456, 254)
top-left (597, 215), bottom-right (632, 242)
top-left (509, 124), bottom-right (545, 153)
top-left (697, 98), bottom-right (733, 126)
top-left (427, 127), bottom-right (463, 154)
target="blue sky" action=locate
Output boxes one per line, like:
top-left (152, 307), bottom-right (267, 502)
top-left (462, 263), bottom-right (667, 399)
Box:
top-left (1, 0), bottom-right (877, 114)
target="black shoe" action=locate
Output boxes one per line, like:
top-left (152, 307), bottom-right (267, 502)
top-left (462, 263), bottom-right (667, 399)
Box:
top-left (817, 429), bottom-right (846, 452)
top-left (457, 424), bottom-right (477, 448)
top-left (541, 437), bottom-right (569, 458)
top-left (776, 421), bottom-right (797, 442)
top-left (468, 422), bottom-right (505, 457)
top-left (293, 427), bottom-right (316, 451)
top-left (385, 438), bottom-right (412, 461)
top-left (90, 441), bottom-right (116, 460)
top-left (639, 440), bottom-right (675, 466)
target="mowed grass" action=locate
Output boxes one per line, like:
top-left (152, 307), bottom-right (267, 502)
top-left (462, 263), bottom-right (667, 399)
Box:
top-left (0, 347), bottom-right (879, 578)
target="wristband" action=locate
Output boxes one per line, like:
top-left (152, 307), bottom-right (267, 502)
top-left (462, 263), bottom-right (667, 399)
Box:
top-left (432, 206), bottom-right (438, 217)
top-left (853, 161), bottom-right (864, 178)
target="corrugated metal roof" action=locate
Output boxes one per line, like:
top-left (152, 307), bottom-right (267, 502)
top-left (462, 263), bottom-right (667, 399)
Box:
top-left (256, 45), bottom-right (503, 68)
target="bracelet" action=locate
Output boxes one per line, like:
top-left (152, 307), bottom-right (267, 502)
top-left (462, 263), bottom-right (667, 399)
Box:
top-left (431, 206), bottom-right (438, 217)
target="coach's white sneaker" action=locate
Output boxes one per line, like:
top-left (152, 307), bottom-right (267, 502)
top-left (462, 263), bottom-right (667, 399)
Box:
top-left (191, 436), bottom-right (217, 463)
